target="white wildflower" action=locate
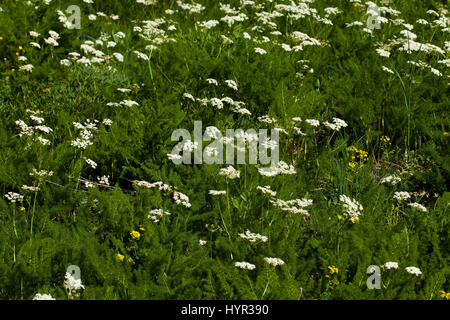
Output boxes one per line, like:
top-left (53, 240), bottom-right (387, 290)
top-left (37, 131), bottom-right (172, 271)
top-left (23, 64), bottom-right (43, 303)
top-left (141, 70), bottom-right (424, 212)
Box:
top-left (408, 202), bottom-right (427, 212)
top-left (264, 257), bottom-right (285, 267)
top-left (393, 191), bottom-right (411, 201)
top-left (405, 266), bottom-right (422, 276)
top-left (383, 262), bottom-right (399, 270)
top-left (238, 230), bottom-right (268, 243)
top-left (5, 192), bottom-right (24, 203)
top-left (254, 47), bottom-right (267, 55)
top-left (339, 195), bottom-right (363, 223)
top-left (235, 261), bottom-right (256, 270)
top-left (219, 165), bottom-right (240, 179)
top-left (256, 185), bottom-right (277, 197)
top-left (33, 293), bottom-right (55, 300)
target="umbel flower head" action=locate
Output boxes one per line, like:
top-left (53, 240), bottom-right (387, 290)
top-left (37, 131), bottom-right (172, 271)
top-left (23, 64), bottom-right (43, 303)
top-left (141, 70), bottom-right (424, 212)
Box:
top-left (339, 195), bottom-right (363, 223)
top-left (405, 266), bottom-right (422, 276)
top-left (264, 257), bottom-right (285, 267)
top-left (235, 261), bottom-right (256, 270)
top-left (64, 272), bottom-right (85, 298)
top-left (382, 262), bottom-right (399, 270)
top-left (219, 165), bottom-right (240, 179)
top-left (33, 293), bottom-right (55, 300)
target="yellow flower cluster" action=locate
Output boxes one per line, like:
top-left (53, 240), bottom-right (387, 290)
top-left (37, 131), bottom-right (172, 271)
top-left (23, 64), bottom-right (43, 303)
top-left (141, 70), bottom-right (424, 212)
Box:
top-left (328, 265), bottom-right (339, 274)
top-left (441, 290), bottom-right (450, 300)
top-left (130, 230), bottom-right (141, 240)
top-left (325, 265), bottom-right (340, 286)
top-left (380, 136), bottom-right (391, 145)
top-left (116, 253), bottom-right (135, 264)
top-left (349, 146), bottom-right (369, 161)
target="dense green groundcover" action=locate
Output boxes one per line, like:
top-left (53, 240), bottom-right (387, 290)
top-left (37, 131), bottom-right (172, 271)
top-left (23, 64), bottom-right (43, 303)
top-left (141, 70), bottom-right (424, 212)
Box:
top-left (0, 0), bottom-right (448, 299)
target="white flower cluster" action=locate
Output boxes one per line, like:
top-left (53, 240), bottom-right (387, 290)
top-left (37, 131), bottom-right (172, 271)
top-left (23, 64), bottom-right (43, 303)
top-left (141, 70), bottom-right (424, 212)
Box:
top-left (256, 185), bottom-right (277, 197)
top-left (305, 119), bottom-right (320, 127)
top-left (136, 0), bottom-right (157, 5)
top-left (19, 64), bottom-right (34, 72)
top-left (33, 293), bottom-right (55, 300)
top-left (339, 195), bottom-right (363, 223)
top-left (258, 161), bottom-right (296, 177)
top-left (235, 261), bottom-right (256, 270)
top-left (64, 272), bottom-right (85, 294)
top-left (255, 47), bottom-right (267, 55)
top-left (219, 165), bottom-right (240, 179)
top-left (405, 266), bottom-right (422, 276)
top-left (264, 257), bottom-right (285, 267)
top-left (225, 79), bottom-right (238, 91)
top-left (173, 191), bottom-right (191, 208)
top-left (393, 191), bottom-right (411, 201)
top-left (376, 48), bottom-right (391, 57)
top-left (30, 168), bottom-right (54, 178)
top-left (270, 197), bottom-right (313, 216)
top-left (408, 202), bottom-right (427, 212)
top-left (257, 115), bottom-right (277, 124)
top-left (323, 118), bottom-right (348, 131)
top-left (120, 100), bottom-right (140, 107)
top-left (382, 262), bottom-right (399, 270)
top-left (380, 175), bottom-right (401, 185)
top-left (133, 180), bottom-right (172, 191)
top-left (85, 158), bottom-right (97, 169)
top-left (148, 209), bottom-right (171, 223)
top-left (133, 50), bottom-right (149, 60)
top-left (197, 20), bottom-right (219, 29)
top-left (22, 185), bottom-right (40, 192)
top-left (133, 180), bottom-right (191, 208)
top-left (57, 9), bottom-right (77, 29)
top-left (44, 30), bottom-right (59, 47)
top-left (71, 119), bottom-right (98, 150)
top-left (238, 230), bottom-right (268, 243)
top-left (97, 175), bottom-right (110, 186)
top-left (4, 192), bottom-right (24, 203)
top-left (15, 110), bottom-right (53, 146)
top-left (176, 0), bottom-right (205, 14)
top-left (209, 190), bottom-right (226, 196)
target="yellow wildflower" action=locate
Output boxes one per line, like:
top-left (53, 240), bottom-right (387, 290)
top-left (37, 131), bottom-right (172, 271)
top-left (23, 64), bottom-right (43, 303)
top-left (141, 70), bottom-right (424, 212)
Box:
top-left (20, 207), bottom-right (26, 212)
top-left (130, 230), bottom-right (140, 240)
top-left (116, 253), bottom-right (124, 262)
top-left (328, 265), bottom-right (338, 274)
top-left (348, 162), bottom-right (356, 169)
